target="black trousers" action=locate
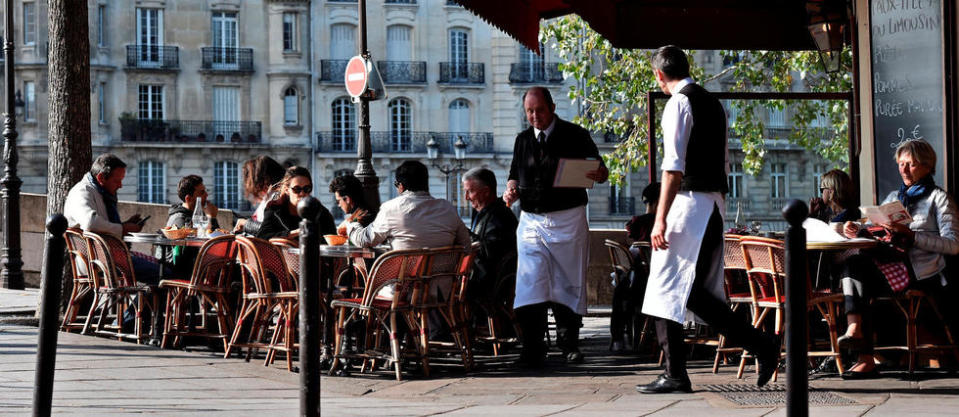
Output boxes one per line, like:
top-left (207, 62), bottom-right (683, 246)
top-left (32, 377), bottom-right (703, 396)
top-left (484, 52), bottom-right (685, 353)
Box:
top-left (656, 206), bottom-right (770, 378)
top-left (515, 301), bottom-right (582, 359)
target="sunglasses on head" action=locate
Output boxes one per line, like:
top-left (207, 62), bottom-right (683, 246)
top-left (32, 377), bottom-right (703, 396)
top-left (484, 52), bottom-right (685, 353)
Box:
top-left (290, 184), bottom-right (312, 194)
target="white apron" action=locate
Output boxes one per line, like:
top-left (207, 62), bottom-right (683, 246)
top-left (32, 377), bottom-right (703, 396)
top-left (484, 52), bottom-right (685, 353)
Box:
top-left (642, 191), bottom-right (726, 324)
top-left (513, 205), bottom-right (589, 315)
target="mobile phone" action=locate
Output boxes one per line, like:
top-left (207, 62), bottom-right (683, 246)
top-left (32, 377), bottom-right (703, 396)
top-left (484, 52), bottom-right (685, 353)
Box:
top-left (136, 215), bottom-right (151, 226)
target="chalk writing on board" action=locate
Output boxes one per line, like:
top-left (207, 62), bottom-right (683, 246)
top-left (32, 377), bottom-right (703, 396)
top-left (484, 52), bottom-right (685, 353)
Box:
top-left (890, 124), bottom-right (923, 149)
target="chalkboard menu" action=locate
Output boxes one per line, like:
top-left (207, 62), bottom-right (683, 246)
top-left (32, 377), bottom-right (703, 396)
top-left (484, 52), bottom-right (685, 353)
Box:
top-left (870, 0), bottom-right (945, 196)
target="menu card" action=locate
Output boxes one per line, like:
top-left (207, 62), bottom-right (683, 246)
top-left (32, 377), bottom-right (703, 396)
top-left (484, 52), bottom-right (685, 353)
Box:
top-left (552, 158), bottom-right (600, 188)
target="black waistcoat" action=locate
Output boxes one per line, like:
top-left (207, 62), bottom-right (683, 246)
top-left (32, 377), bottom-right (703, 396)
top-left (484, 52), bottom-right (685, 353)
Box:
top-left (677, 83), bottom-right (728, 194)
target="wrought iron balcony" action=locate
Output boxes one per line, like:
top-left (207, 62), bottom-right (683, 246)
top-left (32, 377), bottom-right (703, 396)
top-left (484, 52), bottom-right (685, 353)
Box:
top-left (125, 45), bottom-right (179, 70)
top-left (509, 62), bottom-right (563, 84)
top-left (609, 196), bottom-right (636, 216)
top-left (320, 59), bottom-right (349, 82)
top-left (438, 62), bottom-right (484, 84)
top-left (201, 47), bottom-right (254, 72)
top-left (376, 61), bottom-right (427, 84)
top-left (120, 119), bottom-right (262, 143)
top-left (770, 197), bottom-right (789, 211)
top-left (316, 131), bottom-right (494, 154)
top-left (725, 197), bottom-right (751, 215)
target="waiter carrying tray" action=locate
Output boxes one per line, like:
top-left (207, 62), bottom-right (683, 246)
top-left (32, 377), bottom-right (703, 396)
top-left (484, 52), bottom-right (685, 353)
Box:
top-left (636, 46), bottom-right (780, 394)
top-left (504, 86), bottom-right (608, 367)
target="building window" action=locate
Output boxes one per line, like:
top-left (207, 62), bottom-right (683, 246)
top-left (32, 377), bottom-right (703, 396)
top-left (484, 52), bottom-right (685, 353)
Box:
top-left (449, 29), bottom-right (468, 78)
top-left (138, 160), bottom-right (166, 204)
top-left (448, 99), bottom-right (469, 135)
top-left (23, 81), bottom-right (35, 122)
top-left (97, 5), bottom-right (107, 47)
top-left (136, 8), bottom-right (163, 64)
top-left (728, 162), bottom-right (744, 198)
top-left (331, 97), bottom-right (355, 151)
top-left (770, 163), bottom-right (787, 198)
top-left (519, 44), bottom-right (545, 76)
top-left (386, 25), bottom-right (412, 62)
top-left (212, 11), bottom-right (239, 68)
top-left (812, 163), bottom-right (827, 194)
top-left (98, 82), bottom-right (106, 124)
top-left (283, 87), bottom-right (298, 126)
top-left (138, 85), bottom-right (164, 120)
top-left (282, 12), bottom-right (297, 52)
top-left (214, 161), bottom-right (241, 210)
top-left (23, 2), bottom-right (36, 46)
top-left (330, 24), bottom-right (355, 60)
top-left (768, 107), bottom-right (787, 128)
top-left (389, 98), bottom-right (411, 152)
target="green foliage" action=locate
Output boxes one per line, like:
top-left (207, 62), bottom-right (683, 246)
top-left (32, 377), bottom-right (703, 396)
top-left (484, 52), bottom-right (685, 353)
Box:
top-left (542, 16), bottom-right (853, 183)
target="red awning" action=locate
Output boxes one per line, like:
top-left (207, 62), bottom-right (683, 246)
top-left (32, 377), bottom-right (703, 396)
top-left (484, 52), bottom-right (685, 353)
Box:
top-left (457, 0), bottom-right (818, 52)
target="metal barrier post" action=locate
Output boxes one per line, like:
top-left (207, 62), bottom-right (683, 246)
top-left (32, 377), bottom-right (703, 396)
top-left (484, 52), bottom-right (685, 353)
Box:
top-left (782, 200), bottom-right (808, 417)
top-left (297, 197), bottom-right (321, 417)
top-left (32, 215), bottom-right (68, 417)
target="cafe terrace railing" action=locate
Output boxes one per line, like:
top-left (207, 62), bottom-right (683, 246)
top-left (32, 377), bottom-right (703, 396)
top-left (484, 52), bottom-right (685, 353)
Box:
top-left (120, 119), bottom-right (262, 143)
top-left (200, 47), bottom-right (254, 72)
top-left (377, 61), bottom-right (427, 84)
top-left (316, 131), bottom-right (494, 154)
top-left (126, 45), bottom-right (179, 70)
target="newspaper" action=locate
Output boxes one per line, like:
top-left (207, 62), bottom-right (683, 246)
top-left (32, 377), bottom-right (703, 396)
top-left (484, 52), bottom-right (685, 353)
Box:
top-left (859, 200), bottom-right (912, 225)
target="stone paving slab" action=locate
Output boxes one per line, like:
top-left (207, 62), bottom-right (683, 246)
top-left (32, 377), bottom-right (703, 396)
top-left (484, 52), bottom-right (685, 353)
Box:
top-left (5, 315), bottom-right (959, 416)
top-left (0, 288), bottom-right (39, 315)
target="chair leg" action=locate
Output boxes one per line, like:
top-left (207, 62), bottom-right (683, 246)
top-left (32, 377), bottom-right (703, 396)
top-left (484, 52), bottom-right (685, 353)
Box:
top-left (81, 291), bottom-right (102, 335)
top-left (389, 312), bottom-right (403, 381)
top-left (60, 283), bottom-right (82, 332)
top-left (225, 300), bottom-right (253, 359)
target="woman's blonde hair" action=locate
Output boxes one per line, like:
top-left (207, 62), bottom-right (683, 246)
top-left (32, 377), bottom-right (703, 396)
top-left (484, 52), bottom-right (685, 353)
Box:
top-left (895, 139), bottom-right (937, 175)
top-left (820, 169), bottom-right (855, 210)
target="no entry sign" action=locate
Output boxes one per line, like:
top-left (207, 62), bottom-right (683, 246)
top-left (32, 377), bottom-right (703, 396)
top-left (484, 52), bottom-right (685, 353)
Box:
top-left (344, 56), bottom-right (368, 98)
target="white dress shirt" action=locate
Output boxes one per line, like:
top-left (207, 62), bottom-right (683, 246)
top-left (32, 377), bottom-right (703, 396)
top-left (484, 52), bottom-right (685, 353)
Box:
top-left (347, 190), bottom-right (471, 250)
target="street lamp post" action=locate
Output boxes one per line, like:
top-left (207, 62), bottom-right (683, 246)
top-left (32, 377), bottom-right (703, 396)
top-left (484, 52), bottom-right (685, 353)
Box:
top-left (427, 136), bottom-right (467, 205)
top-left (1, 0), bottom-right (24, 290)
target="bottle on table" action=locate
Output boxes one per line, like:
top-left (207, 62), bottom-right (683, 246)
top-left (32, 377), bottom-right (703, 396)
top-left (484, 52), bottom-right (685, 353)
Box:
top-left (192, 197), bottom-right (209, 238)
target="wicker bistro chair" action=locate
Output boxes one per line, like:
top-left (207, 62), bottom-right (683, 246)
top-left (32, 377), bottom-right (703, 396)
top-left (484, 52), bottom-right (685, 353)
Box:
top-left (158, 235), bottom-right (238, 350)
top-left (225, 236), bottom-right (299, 371)
top-left (713, 234), bottom-right (757, 373)
top-left (83, 232), bottom-right (159, 343)
top-left (418, 245), bottom-right (474, 372)
top-left (873, 289), bottom-right (959, 373)
top-left (61, 228), bottom-right (95, 333)
top-left (605, 239), bottom-right (655, 352)
top-left (738, 236), bottom-right (845, 379)
top-left (329, 248), bottom-right (429, 381)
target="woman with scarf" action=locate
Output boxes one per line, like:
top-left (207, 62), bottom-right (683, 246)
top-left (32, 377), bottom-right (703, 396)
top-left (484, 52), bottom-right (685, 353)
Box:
top-left (837, 139), bottom-right (959, 379)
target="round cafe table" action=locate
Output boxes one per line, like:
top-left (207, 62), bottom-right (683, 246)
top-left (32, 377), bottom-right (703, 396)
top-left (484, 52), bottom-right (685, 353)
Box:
top-left (807, 237), bottom-right (878, 289)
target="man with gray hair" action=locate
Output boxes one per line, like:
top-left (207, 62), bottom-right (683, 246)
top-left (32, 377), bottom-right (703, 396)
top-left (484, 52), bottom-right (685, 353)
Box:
top-left (462, 167), bottom-right (517, 301)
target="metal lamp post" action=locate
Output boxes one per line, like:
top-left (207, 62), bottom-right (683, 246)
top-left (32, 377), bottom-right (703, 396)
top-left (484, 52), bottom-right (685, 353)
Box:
top-left (427, 136), bottom-right (467, 202)
top-left (1, 0), bottom-right (24, 290)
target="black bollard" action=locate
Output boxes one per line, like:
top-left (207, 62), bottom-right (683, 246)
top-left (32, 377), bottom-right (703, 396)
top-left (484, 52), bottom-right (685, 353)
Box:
top-left (297, 197), bottom-right (321, 417)
top-left (782, 200), bottom-right (808, 417)
top-left (32, 215), bottom-right (68, 417)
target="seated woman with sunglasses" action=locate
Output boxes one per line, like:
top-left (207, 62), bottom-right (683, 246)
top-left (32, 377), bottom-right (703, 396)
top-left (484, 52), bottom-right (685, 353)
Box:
top-left (245, 166), bottom-right (336, 240)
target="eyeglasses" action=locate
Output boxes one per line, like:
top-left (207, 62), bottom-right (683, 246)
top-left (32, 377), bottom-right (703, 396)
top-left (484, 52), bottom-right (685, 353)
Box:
top-left (820, 187), bottom-right (831, 193)
top-left (290, 184), bottom-right (312, 194)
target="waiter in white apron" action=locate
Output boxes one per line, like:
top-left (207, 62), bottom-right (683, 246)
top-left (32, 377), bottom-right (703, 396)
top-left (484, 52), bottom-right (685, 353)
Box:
top-left (504, 86), bottom-right (608, 367)
top-left (636, 46), bottom-right (780, 394)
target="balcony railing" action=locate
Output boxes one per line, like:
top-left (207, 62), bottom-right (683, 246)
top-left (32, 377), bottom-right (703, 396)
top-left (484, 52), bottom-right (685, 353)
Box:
top-left (316, 131), bottom-right (494, 154)
top-left (438, 62), bottom-right (484, 84)
top-left (609, 196), bottom-right (636, 216)
top-left (377, 61), bottom-right (427, 84)
top-left (201, 47), bottom-right (254, 72)
top-left (770, 197), bottom-right (789, 211)
top-left (320, 59), bottom-right (348, 82)
top-left (509, 62), bottom-right (563, 84)
top-left (328, 0), bottom-right (357, 2)
top-left (726, 197), bottom-right (751, 215)
top-left (126, 45), bottom-right (179, 70)
top-left (385, 0), bottom-right (416, 3)
top-left (120, 119), bottom-right (262, 143)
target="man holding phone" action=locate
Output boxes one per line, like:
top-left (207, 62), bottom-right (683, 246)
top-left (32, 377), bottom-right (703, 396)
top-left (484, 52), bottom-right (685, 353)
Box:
top-left (65, 153), bottom-right (163, 285)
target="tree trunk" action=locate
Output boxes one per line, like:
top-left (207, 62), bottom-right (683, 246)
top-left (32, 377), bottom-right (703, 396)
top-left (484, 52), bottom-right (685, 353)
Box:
top-left (44, 1), bottom-right (91, 316)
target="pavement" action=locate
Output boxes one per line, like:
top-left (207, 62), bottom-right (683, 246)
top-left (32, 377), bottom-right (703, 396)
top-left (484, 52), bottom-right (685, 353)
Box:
top-left (2, 287), bottom-right (959, 415)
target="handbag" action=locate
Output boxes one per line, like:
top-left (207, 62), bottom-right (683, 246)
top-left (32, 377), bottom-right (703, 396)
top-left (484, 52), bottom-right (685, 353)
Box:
top-left (865, 227), bottom-right (913, 292)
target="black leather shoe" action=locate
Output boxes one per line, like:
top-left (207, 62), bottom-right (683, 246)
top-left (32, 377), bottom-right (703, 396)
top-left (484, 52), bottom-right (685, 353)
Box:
top-left (841, 367), bottom-right (880, 380)
top-left (565, 350), bottom-right (584, 364)
top-left (756, 335), bottom-right (782, 387)
top-left (635, 373), bottom-right (692, 394)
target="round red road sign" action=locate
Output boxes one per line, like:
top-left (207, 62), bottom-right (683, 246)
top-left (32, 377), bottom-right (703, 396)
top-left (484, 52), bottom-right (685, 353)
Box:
top-left (344, 56), bottom-right (368, 98)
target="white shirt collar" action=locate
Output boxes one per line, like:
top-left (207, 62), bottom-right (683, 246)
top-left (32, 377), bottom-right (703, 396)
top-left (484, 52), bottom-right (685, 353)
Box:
top-left (532, 117), bottom-right (557, 141)
top-left (670, 77), bottom-right (695, 95)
